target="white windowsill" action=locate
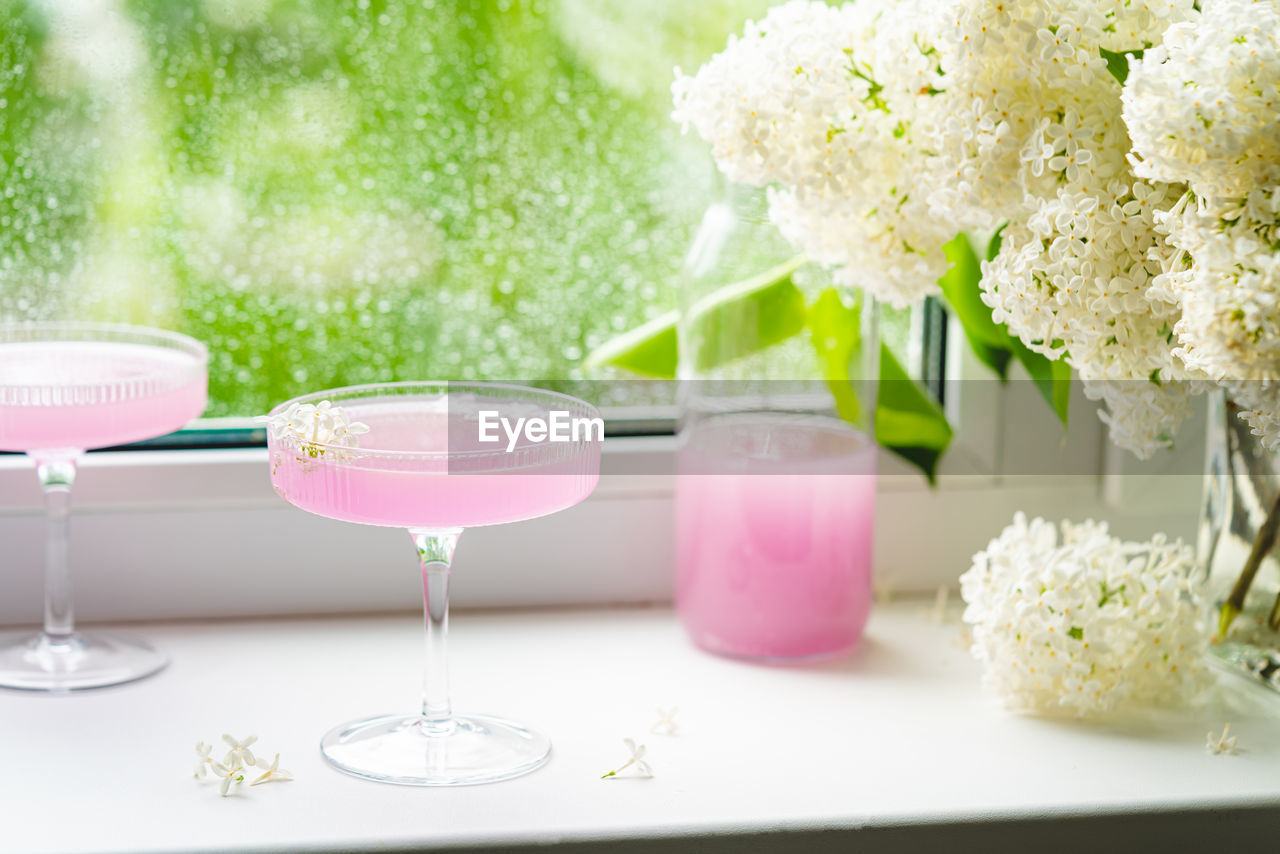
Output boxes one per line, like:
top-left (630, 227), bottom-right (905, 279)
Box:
top-left (5, 603), bottom-right (1279, 854)
top-left (0, 425), bottom-right (1204, 626)
top-left (0, 343), bottom-right (1208, 625)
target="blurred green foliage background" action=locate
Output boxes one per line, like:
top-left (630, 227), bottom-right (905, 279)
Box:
top-left (1, 0), bottom-right (790, 416)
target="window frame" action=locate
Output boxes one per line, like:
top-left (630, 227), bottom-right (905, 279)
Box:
top-left (0, 337), bottom-right (1206, 626)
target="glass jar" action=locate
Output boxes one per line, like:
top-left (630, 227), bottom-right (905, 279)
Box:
top-left (1200, 390), bottom-right (1280, 690)
top-left (674, 182), bottom-right (878, 662)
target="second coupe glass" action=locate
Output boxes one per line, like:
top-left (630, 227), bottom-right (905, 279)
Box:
top-left (0, 322), bottom-right (208, 691)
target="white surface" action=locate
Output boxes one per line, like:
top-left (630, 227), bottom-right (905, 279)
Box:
top-left (3, 604), bottom-right (1279, 854)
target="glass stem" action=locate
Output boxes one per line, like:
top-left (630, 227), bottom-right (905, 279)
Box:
top-left (34, 454), bottom-right (79, 645)
top-left (410, 527), bottom-right (462, 733)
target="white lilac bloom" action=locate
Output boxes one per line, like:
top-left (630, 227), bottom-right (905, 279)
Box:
top-left (980, 174), bottom-right (1205, 457)
top-left (923, 0), bottom-right (1217, 456)
top-left (670, 0), bottom-right (954, 308)
top-left (1152, 187), bottom-right (1280, 448)
top-left (924, 0), bottom-right (1196, 231)
top-left (259, 401), bottom-right (370, 457)
top-left (1123, 0), bottom-right (1280, 199)
top-left (1231, 384), bottom-right (1280, 453)
top-left (1103, 0), bottom-right (1201, 49)
top-left (960, 513), bottom-right (1211, 717)
top-left (1086, 378), bottom-right (1201, 461)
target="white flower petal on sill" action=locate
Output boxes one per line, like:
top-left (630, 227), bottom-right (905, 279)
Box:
top-left (250, 753), bottom-right (294, 786)
top-left (193, 741), bottom-right (213, 779)
top-left (602, 738), bottom-right (654, 779)
top-left (651, 706), bottom-right (679, 737)
top-left (222, 733), bottom-right (258, 769)
top-left (211, 761), bottom-right (244, 798)
top-left (1206, 724), bottom-right (1239, 756)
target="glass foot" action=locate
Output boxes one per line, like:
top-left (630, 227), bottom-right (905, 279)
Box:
top-left (321, 713), bottom-right (551, 786)
top-left (0, 631), bottom-right (167, 692)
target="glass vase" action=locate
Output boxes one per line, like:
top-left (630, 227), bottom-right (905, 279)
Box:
top-left (674, 182), bottom-right (878, 663)
top-left (1200, 390), bottom-right (1280, 690)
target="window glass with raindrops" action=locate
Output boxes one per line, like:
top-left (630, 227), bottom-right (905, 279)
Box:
top-left (1, 0), bottom-right (800, 419)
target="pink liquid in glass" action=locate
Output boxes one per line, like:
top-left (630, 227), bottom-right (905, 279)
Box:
top-left (0, 341), bottom-right (208, 452)
top-left (676, 414), bottom-right (875, 661)
top-left (268, 395), bottom-right (601, 529)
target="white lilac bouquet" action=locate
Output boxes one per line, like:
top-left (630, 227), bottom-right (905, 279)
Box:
top-left (592, 0), bottom-right (1278, 466)
top-left (581, 0), bottom-right (1280, 707)
top-left (650, 0), bottom-right (1280, 638)
top-left (667, 0), bottom-right (1280, 452)
top-left (669, 0), bottom-right (1229, 458)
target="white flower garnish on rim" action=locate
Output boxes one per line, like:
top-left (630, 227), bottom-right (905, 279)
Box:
top-left (259, 401), bottom-right (370, 458)
top-left (601, 738), bottom-right (653, 779)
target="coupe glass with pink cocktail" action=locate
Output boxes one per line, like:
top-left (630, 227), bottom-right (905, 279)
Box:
top-left (266, 381), bottom-right (601, 785)
top-left (0, 322), bottom-right (208, 691)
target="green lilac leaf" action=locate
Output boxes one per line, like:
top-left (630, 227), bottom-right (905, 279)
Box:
top-left (583, 256), bottom-right (806, 377)
top-left (1100, 47), bottom-right (1144, 85)
top-left (1009, 338), bottom-right (1071, 427)
top-left (937, 232), bottom-right (1012, 379)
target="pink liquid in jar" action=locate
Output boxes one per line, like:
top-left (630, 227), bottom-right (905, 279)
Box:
top-left (676, 413), bottom-right (875, 661)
